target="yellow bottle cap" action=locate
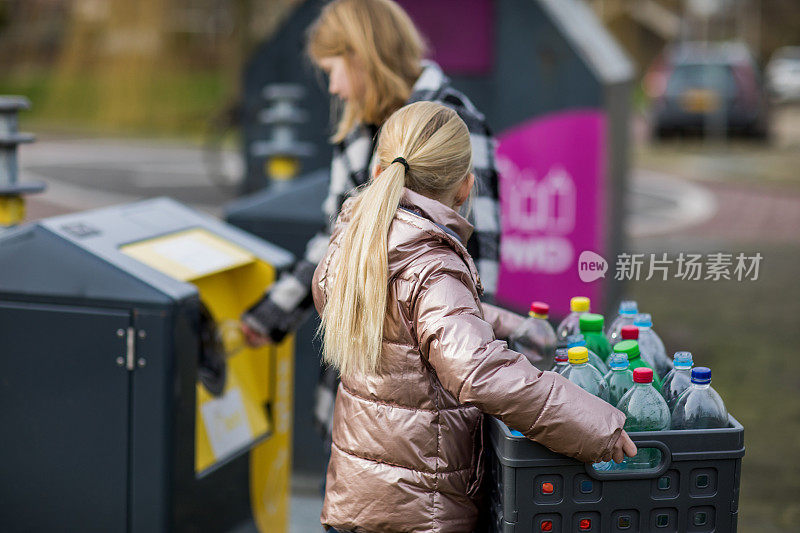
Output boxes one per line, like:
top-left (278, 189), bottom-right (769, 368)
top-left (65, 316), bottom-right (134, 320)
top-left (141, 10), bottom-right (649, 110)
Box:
top-left (568, 346), bottom-right (589, 364)
top-left (571, 296), bottom-right (590, 313)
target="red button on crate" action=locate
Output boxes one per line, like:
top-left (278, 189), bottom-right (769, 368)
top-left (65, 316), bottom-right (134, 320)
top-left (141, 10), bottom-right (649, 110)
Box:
top-left (540, 520), bottom-right (553, 532)
top-left (541, 482), bottom-right (554, 494)
top-left (579, 518), bottom-right (592, 530)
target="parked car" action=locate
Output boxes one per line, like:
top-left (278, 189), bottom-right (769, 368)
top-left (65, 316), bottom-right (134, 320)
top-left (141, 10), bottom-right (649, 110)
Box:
top-left (650, 42), bottom-right (769, 138)
top-left (766, 46), bottom-right (800, 102)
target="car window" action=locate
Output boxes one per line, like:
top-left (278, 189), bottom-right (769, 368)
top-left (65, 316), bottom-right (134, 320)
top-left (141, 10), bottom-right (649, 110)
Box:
top-left (666, 64), bottom-right (737, 97)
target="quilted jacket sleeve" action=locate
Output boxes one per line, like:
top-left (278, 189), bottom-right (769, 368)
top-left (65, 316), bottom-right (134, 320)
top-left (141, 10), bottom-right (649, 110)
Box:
top-left (412, 262), bottom-right (626, 463)
top-left (481, 302), bottom-right (525, 341)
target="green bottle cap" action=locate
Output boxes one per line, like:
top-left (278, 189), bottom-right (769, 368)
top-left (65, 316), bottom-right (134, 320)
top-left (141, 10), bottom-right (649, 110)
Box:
top-left (614, 339), bottom-right (640, 359)
top-left (579, 313), bottom-right (604, 332)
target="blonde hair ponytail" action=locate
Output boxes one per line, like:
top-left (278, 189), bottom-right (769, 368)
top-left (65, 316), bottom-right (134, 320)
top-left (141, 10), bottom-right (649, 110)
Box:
top-left (320, 101), bottom-right (473, 377)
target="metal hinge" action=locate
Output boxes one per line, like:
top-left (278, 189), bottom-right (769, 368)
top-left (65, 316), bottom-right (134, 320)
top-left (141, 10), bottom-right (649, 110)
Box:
top-left (125, 326), bottom-right (136, 370)
top-left (116, 327), bottom-right (146, 370)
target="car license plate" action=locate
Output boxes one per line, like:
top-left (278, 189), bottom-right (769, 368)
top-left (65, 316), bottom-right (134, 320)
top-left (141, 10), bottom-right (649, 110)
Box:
top-left (681, 89), bottom-right (719, 113)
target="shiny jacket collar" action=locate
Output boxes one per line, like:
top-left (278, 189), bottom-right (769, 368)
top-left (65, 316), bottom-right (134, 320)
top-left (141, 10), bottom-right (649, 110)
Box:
top-left (395, 187), bottom-right (483, 294)
top-left (398, 188), bottom-right (474, 245)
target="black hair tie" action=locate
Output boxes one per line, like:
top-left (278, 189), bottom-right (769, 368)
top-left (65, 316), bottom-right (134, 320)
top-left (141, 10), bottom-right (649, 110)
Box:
top-left (391, 156), bottom-right (410, 173)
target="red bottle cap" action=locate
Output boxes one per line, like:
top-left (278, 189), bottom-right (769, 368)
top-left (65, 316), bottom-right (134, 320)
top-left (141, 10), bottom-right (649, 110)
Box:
top-left (633, 367), bottom-right (653, 384)
top-left (530, 301), bottom-right (549, 316)
top-left (621, 325), bottom-right (639, 340)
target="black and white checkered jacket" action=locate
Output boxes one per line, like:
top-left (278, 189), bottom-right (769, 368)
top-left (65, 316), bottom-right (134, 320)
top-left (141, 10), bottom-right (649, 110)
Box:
top-left (242, 61), bottom-right (501, 438)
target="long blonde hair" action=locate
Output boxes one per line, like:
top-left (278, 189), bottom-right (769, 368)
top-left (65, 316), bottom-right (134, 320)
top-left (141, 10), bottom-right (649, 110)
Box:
top-left (320, 101), bottom-right (473, 378)
top-left (307, 0), bottom-right (426, 142)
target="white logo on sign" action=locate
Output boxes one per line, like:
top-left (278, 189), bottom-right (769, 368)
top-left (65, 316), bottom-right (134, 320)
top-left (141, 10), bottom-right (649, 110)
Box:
top-left (500, 158), bottom-right (576, 235)
top-left (499, 158), bottom-right (577, 273)
top-left (201, 387), bottom-right (253, 459)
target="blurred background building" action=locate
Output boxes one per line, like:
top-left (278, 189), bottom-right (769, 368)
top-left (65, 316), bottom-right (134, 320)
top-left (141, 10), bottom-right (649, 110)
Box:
top-left (0, 0), bottom-right (797, 135)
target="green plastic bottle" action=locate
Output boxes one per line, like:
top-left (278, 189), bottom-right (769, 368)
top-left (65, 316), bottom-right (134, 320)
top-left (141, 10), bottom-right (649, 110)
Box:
top-left (613, 340), bottom-right (662, 391)
top-left (566, 334), bottom-right (608, 374)
top-left (579, 313), bottom-right (612, 362)
top-left (603, 353), bottom-right (635, 407)
top-left (617, 367), bottom-right (671, 468)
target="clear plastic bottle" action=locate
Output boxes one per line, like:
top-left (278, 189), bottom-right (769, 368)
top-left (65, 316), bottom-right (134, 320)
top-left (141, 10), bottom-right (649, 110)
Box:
top-left (633, 313), bottom-right (673, 379)
top-left (618, 324), bottom-right (639, 344)
top-left (604, 353), bottom-right (635, 407)
top-left (556, 296), bottom-right (590, 346)
top-left (671, 367), bottom-right (729, 430)
top-left (579, 313), bottom-right (613, 363)
top-left (606, 300), bottom-right (639, 345)
top-left (567, 334), bottom-right (609, 374)
top-left (509, 301), bottom-right (557, 370)
top-left (562, 347), bottom-right (609, 402)
top-left (617, 368), bottom-right (671, 468)
top-left (550, 348), bottom-right (569, 374)
top-left (612, 339), bottom-right (662, 391)
top-left (661, 351), bottom-right (694, 410)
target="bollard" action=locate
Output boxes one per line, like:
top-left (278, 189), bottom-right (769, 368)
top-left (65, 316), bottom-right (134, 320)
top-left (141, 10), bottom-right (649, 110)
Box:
top-left (0, 96), bottom-right (45, 227)
top-left (250, 84), bottom-right (315, 186)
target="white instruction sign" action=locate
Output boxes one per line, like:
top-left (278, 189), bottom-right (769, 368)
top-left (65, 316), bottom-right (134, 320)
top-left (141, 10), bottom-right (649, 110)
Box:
top-left (200, 388), bottom-right (253, 459)
top-left (152, 234), bottom-right (237, 276)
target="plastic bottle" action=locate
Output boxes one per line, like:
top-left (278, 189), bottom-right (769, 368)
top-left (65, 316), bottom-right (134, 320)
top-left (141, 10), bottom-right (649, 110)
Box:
top-left (671, 367), bottom-right (729, 430)
top-left (218, 319), bottom-right (246, 358)
top-left (604, 353), bottom-right (635, 407)
top-left (562, 347), bottom-right (609, 402)
top-left (617, 367), bottom-right (671, 468)
top-left (579, 313), bottom-right (613, 362)
top-left (556, 296), bottom-right (590, 346)
top-left (661, 351), bottom-right (694, 410)
top-left (612, 340), bottom-right (662, 391)
top-left (550, 348), bottom-right (569, 374)
top-left (606, 300), bottom-right (639, 345)
top-left (509, 301), bottom-right (557, 370)
top-left (619, 324), bottom-right (639, 343)
top-left (567, 334), bottom-right (609, 374)
top-left (633, 313), bottom-right (673, 379)
top-left (618, 368), bottom-right (671, 431)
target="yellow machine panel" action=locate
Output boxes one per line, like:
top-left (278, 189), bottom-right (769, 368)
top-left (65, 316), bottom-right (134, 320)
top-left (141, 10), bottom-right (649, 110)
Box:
top-left (121, 227), bottom-right (293, 532)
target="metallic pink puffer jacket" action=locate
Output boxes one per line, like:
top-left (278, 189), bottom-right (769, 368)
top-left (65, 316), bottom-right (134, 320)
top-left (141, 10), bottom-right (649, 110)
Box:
top-left (312, 188), bottom-right (626, 533)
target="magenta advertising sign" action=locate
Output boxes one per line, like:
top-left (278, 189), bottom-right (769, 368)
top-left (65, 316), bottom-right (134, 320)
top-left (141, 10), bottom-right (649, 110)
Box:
top-left (397, 0), bottom-right (493, 75)
top-left (495, 109), bottom-right (607, 317)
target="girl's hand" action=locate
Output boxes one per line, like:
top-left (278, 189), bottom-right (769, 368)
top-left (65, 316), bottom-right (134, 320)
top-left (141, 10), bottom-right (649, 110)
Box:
top-left (609, 431), bottom-right (638, 463)
top-left (240, 322), bottom-right (273, 347)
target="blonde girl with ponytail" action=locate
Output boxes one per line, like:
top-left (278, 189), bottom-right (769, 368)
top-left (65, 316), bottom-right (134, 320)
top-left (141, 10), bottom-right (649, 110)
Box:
top-left (312, 101), bottom-right (636, 533)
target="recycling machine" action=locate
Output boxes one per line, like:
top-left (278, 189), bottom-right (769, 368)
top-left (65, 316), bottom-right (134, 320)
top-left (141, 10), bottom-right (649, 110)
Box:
top-left (0, 198), bottom-right (294, 532)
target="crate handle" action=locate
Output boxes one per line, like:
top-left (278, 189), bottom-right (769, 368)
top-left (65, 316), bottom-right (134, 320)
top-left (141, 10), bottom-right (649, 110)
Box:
top-left (584, 440), bottom-right (671, 480)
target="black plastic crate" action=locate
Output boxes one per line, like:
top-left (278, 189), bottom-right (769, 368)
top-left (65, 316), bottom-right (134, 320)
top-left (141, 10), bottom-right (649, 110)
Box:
top-left (486, 415), bottom-right (744, 532)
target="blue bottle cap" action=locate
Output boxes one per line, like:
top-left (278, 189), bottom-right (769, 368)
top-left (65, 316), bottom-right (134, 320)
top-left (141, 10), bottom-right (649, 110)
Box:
top-left (673, 351), bottom-right (693, 369)
top-left (554, 348), bottom-right (569, 362)
top-left (609, 353), bottom-right (630, 370)
top-left (691, 367), bottom-right (712, 384)
top-left (619, 300), bottom-right (638, 315)
top-left (633, 313), bottom-right (653, 328)
top-left (566, 333), bottom-right (586, 348)
top-left (672, 352), bottom-right (694, 370)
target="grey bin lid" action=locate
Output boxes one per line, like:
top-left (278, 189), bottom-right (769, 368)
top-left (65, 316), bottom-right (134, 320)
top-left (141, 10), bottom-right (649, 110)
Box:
top-left (0, 197), bottom-right (293, 308)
